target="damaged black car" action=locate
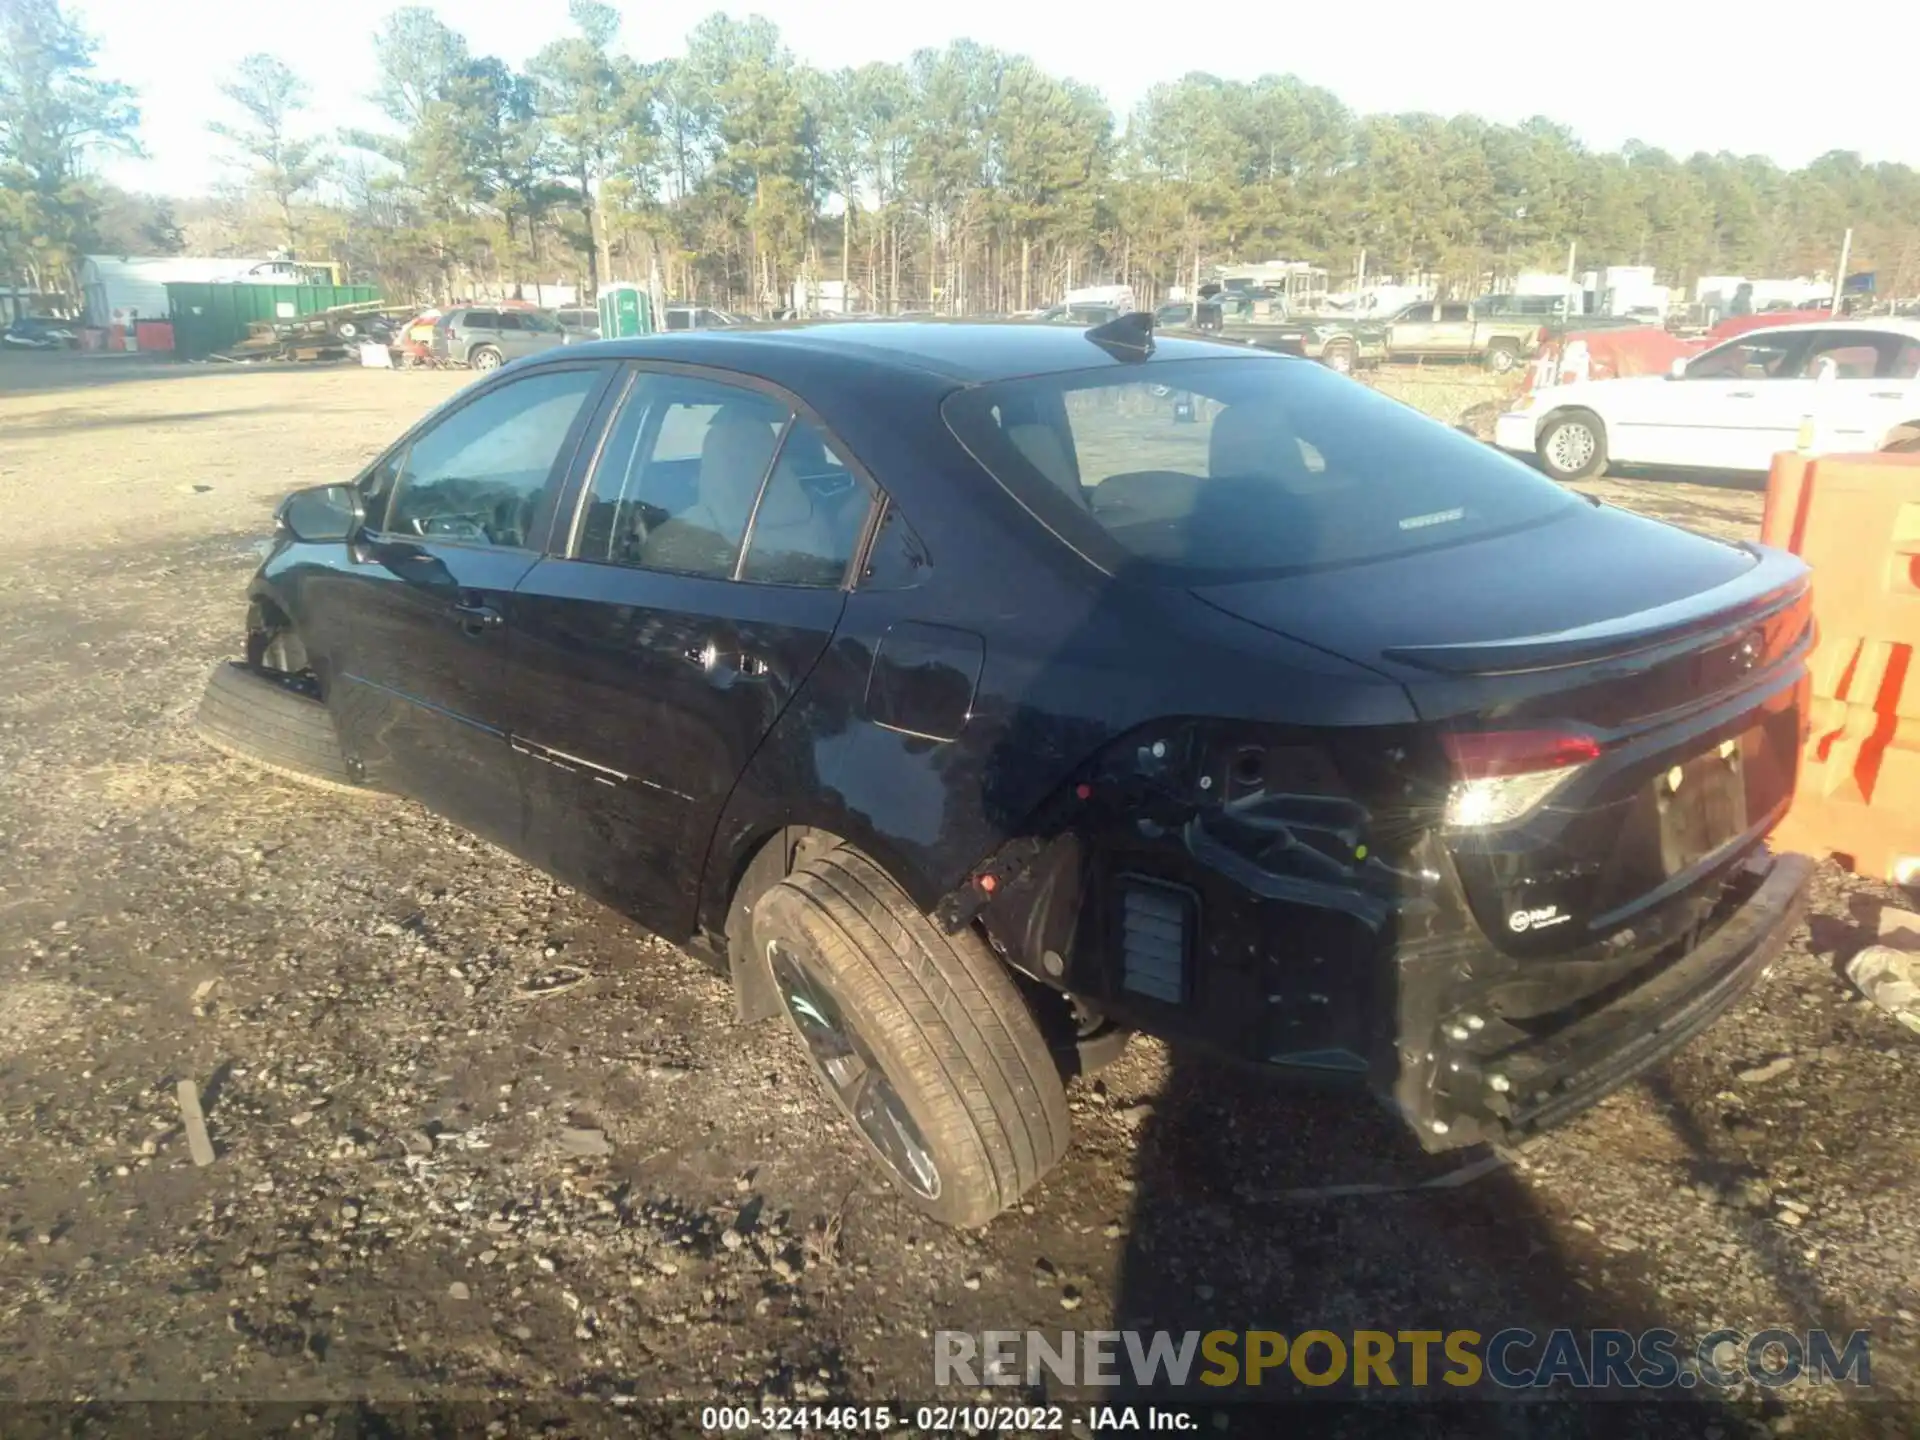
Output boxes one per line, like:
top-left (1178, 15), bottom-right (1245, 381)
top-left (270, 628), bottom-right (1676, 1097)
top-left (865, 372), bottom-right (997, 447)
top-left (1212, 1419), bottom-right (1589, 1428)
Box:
top-left (198, 316), bottom-right (1815, 1226)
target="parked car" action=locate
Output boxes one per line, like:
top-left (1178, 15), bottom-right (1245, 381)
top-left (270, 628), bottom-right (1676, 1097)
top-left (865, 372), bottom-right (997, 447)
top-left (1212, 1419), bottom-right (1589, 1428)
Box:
top-left (1383, 300), bottom-right (1544, 373)
top-left (1495, 319), bottom-right (1920, 480)
top-left (555, 306), bottom-right (601, 339)
top-left (1218, 313), bottom-right (1388, 374)
top-left (3, 315), bottom-right (77, 350)
top-left (1152, 301), bottom-right (1223, 331)
top-left (662, 305), bottom-right (740, 332)
top-left (431, 306), bottom-right (571, 370)
top-left (1035, 303), bottom-right (1121, 326)
top-left (198, 320), bottom-right (1815, 1226)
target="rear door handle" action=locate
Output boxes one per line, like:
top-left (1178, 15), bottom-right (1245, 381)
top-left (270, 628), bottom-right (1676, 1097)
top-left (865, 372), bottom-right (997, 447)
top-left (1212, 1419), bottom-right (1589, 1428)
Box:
top-left (1870, 391), bottom-right (1904, 399)
top-left (450, 601), bottom-right (503, 632)
top-left (683, 640), bottom-right (771, 681)
top-left (1727, 391), bottom-right (1756, 399)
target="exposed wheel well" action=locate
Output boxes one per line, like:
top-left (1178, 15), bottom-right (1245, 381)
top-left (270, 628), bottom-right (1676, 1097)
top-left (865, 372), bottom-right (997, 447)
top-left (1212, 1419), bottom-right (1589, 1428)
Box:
top-left (721, 826), bottom-right (850, 1022)
top-left (246, 597), bottom-right (312, 680)
top-left (719, 825), bottom-right (1106, 1077)
top-left (1885, 422), bottom-right (1920, 453)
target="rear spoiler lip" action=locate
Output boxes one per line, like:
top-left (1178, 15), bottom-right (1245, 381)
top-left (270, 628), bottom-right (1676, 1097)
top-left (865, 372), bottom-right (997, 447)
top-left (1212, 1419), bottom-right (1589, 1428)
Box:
top-left (1380, 543), bottom-right (1811, 676)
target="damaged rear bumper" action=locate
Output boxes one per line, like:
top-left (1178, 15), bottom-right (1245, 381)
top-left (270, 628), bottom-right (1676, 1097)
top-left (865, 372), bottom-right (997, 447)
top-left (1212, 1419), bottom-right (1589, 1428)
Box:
top-left (1398, 850), bottom-right (1815, 1150)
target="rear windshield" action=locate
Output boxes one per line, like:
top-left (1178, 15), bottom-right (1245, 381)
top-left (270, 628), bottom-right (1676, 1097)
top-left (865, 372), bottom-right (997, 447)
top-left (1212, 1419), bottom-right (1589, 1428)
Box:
top-left (940, 355), bottom-right (1579, 582)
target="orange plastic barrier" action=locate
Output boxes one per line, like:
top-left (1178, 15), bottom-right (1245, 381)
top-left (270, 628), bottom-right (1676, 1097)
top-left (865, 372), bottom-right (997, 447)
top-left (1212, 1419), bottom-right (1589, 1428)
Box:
top-left (1763, 450), bottom-right (1920, 886)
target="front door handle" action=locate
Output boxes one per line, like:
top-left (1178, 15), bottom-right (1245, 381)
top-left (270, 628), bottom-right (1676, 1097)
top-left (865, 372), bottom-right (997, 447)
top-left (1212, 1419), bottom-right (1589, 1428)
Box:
top-left (450, 601), bottom-right (503, 633)
top-left (1870, 391), bottom-right (1904, 399)
top-left (1726, 391), bottom-right (1756, 399)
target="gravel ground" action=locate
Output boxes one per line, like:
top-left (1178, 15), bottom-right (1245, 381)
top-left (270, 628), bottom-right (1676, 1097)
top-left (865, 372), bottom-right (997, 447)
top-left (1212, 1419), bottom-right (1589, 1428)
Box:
top-left (1, 351), bottom-right (1916, 1436)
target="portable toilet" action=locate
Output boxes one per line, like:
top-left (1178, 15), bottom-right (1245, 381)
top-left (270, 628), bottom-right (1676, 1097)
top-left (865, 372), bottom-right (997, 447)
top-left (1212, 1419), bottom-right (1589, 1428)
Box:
top-left (597, 284), bottom-right (654, 338)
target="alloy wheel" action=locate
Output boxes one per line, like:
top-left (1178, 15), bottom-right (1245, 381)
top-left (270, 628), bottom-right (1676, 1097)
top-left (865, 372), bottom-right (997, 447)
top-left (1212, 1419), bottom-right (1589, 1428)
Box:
top-left (1547, 421), bottom-right (1596, 473)
top-left (770, 940), bottom-right (941, 1199)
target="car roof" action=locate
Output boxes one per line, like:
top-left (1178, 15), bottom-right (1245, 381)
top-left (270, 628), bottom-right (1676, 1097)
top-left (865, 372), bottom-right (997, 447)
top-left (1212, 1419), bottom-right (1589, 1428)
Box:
top-left (537, 319), bottom-right (1275, 384)
top-left (1715, 317), bottom-right (1920, 343)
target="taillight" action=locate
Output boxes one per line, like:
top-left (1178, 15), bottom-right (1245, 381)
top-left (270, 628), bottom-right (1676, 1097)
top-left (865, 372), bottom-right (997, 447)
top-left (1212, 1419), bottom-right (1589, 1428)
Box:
top-left (1441, 728), bottom-right (1601, 828)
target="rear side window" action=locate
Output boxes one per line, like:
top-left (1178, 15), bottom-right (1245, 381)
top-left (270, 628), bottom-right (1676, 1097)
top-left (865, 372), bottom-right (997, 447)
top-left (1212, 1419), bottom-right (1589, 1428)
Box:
top-left (463, 310), bottom-right (500, 328)
top-left (741, 422), bottom-right (874, 587)
top-left (943, 357), bottom-right (1579, 581)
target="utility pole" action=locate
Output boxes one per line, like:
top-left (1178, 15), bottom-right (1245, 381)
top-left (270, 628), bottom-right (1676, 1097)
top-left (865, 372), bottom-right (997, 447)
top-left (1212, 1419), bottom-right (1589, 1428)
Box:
top-left (1829, 228), bottom-right (1853, 315)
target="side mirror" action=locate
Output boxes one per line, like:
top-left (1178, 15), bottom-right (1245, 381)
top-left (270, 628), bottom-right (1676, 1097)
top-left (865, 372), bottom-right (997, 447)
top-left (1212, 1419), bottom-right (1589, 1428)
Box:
top-left (1669, 357), bottom-right (1689, 379)
top-left (279, 483), bottom-right (365, 544)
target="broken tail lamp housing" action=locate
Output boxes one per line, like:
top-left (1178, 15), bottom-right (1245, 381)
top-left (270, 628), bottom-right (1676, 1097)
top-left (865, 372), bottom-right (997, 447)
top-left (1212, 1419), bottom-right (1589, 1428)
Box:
top-left (1441, 729), bottom-right (1602, 829)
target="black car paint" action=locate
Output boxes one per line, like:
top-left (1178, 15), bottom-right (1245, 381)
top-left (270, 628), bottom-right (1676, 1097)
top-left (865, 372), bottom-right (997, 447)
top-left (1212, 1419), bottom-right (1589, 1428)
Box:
top-left (246, 322), bottom-right (1813, 1151)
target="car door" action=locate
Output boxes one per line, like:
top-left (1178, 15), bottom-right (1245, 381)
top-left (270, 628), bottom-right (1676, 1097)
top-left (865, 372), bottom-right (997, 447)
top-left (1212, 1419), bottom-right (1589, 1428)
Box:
top-left (1792, 329), bottom-right (1920, 453)
top-left (1428, 302), bottom-right (1476, 356)
top-left (311, 362), bottom-right (616, 848)
top-left (1607, 330), bottom-right (1812, 470)
top-left (501, 367), bottom-right (879, 937)
top-left (1386, 303), bottom-right (1438, 355)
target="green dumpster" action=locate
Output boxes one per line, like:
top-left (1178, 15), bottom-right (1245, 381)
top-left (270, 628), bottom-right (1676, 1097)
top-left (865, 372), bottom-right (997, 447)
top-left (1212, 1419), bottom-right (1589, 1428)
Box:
top-left (596, 284), bottom-right (654, 338)
top-left (165, 282), bottom-right (381, 360)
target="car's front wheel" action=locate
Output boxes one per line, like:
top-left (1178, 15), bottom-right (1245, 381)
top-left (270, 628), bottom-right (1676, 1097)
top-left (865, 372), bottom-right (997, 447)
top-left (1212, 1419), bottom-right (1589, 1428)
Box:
top-left (1537, 408), bottom-right (1609, 481)
top-left (470, 345), bottom-right (503, 372)
top-left (1321, 339), bottom-right (1355, 374)
top-left (193, 661), bottom-right (374, 795)
top-left (753, 846), bottom-right (1071, 1227)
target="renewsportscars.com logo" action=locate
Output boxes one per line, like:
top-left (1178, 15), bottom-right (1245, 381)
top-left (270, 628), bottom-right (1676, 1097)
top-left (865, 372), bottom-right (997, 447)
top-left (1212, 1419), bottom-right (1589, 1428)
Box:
top-left (934, 1328), bottom-right (1874, 1392)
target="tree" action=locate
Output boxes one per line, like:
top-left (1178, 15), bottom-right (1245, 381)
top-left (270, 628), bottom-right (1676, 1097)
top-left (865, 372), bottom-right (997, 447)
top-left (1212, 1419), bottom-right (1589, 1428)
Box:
top-left (528, 0), bottom-right (654, 296)
top-left (209, 53), bottom-right (327, 254)
top-left (0, 0), bottom-right (140, 292)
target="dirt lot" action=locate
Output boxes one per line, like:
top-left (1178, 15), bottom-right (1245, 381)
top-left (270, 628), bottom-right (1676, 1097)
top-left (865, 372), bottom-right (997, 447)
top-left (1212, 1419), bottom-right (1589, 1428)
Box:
top-left (1, 351), bottom-right (1917, 1435)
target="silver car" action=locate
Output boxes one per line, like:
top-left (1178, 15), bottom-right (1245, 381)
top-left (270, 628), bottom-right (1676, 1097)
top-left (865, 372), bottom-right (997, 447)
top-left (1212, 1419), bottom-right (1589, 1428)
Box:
top-left (433, 307), bottom-right (570, 371)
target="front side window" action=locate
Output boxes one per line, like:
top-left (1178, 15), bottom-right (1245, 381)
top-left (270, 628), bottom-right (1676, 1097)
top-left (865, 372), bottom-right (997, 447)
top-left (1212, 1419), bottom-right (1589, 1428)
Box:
top-left (943, 356), bottom-right (1579, 581)
top-left (1685, 333), bottom-right (1805, 380)
top-left (384, 367), bottom-right (605, 549)
top-left (576, 374), bottom-right (791, 577)
top-left (1439, 303), bottom-right (1471, 323)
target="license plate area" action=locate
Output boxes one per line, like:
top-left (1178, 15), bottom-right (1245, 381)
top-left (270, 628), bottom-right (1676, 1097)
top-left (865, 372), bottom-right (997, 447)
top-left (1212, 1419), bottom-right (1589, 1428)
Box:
top-left (1656, 734), bottom-right (1753, 876)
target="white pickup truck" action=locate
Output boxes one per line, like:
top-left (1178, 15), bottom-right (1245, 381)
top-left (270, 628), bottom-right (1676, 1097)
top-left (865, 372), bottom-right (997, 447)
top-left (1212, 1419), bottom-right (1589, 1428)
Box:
top-left (1495, 319), bottom-right (1920, 480)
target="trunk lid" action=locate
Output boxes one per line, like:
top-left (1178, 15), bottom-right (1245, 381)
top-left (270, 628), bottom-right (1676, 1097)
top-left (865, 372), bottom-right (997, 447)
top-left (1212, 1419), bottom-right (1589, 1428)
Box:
top-left (1193, 503), bottom-right (1812, 955)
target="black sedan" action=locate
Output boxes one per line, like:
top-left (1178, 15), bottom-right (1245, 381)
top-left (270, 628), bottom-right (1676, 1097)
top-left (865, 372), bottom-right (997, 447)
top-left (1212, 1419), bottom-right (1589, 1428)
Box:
top-left (199, 317), bottom-right (1815, 1226)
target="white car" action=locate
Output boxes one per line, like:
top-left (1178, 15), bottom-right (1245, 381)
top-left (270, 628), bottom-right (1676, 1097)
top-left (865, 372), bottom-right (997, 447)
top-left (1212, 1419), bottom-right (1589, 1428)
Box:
top-left (1494, 319), bottom-right (1920, 481)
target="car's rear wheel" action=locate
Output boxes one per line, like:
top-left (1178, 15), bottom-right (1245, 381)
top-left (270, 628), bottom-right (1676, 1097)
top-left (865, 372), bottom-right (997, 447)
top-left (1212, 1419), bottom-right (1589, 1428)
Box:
top-left (470, 345), bottom-right (503, 372)
top-left (752, 845), bottom-right (1071, 1228)
top-left (1537, 409), bottom-right (1609, 482)
top-left (194, 661), bottom-right (372, 796)
top-left (1883, 425), bottom-right (1920, 455)
top-left (1321, 339), bottom-right (1355, 375)
top-left (1485, 340), bottom-right (1522, 374)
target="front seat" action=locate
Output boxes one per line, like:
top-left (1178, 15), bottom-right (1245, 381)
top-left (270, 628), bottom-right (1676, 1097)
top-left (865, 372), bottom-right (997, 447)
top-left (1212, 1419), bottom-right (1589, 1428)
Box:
top-left (1208, 403), bottom-right (1314, 489)
top-left (641, 406), bottom-right (782, 574)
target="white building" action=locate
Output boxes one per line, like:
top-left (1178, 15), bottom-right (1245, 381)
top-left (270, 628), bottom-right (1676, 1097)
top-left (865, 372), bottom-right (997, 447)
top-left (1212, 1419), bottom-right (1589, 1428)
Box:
top-left (79, 255), bottom-right (281, 327)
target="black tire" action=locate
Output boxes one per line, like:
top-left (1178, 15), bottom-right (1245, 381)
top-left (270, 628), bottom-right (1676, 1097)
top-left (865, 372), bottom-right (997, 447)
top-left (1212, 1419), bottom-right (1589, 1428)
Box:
top-left (194, 661), bottom-right (370, 796)
top-left (469, 345), bottom-right (503, 372)
top-left (1536, 408), bottom-right (1609, 482)
top-left (1321, 339), bottom-right (1355, 375)
top-left (1485, 340), bottom-right (1522, 374)
top-left (753, 846), bottom-right (1071, 1227)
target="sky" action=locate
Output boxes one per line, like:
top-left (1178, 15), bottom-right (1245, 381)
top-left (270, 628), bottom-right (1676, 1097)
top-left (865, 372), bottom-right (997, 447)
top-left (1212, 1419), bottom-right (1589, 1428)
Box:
top-left (79, 0), bottom-right (1920, 198)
